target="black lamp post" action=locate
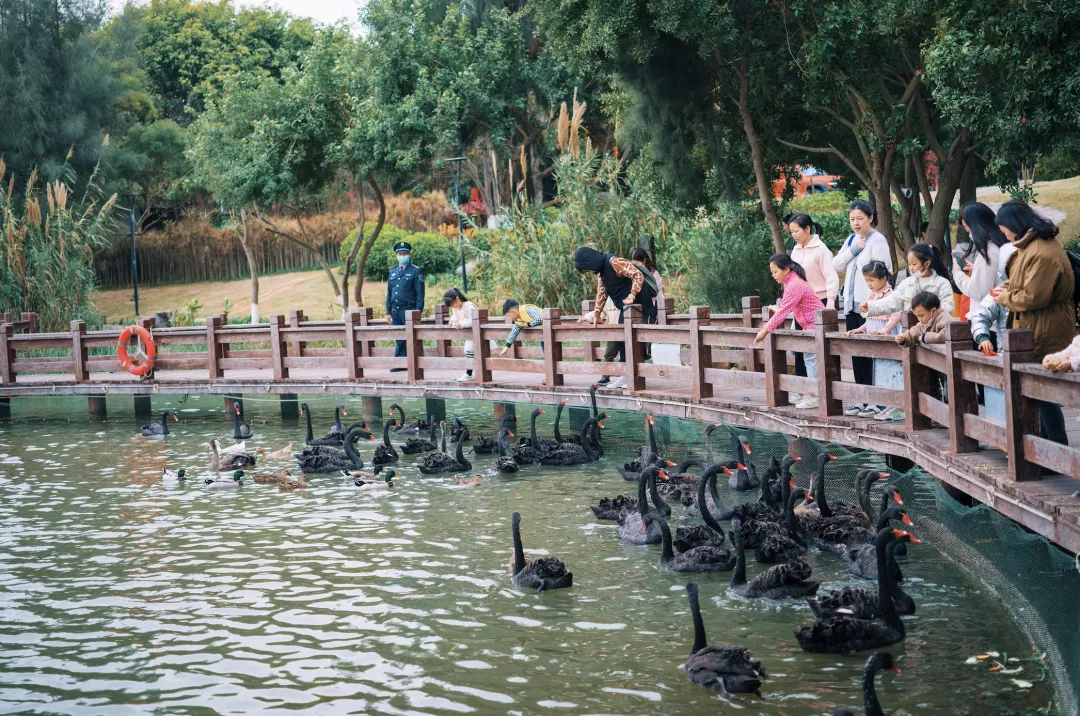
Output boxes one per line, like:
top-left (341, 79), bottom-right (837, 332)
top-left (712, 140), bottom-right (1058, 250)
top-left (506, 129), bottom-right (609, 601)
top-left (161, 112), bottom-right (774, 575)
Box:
top-left (444, 156), bottom-right (468, 292)
top-left (121, 194), bottom-right (140, 317)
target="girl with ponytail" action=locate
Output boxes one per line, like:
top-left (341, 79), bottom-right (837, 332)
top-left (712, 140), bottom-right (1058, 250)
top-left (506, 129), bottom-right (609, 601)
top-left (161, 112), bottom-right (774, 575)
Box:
top-left (860, 243), bottom-right (955, 319)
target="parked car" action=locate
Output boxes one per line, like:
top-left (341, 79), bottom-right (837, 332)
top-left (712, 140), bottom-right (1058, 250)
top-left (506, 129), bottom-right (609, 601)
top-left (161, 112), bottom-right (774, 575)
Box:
top-left (771, 165), bottom-right (841, 199)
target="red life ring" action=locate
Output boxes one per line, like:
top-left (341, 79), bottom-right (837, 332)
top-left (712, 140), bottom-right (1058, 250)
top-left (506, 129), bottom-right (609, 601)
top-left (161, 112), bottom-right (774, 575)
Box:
top-left (117, 325), bottom-right (156, 377)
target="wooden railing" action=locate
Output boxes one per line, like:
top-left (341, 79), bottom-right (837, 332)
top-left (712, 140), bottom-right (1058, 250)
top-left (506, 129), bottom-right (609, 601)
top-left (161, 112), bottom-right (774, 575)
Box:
top-left (2, 300), bottom-right (1078, 484)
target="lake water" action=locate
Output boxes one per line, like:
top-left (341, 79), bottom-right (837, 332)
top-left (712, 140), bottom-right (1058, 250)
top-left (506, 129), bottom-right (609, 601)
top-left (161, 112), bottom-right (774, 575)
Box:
top-left (0, 395), bottom-right (1054, 715)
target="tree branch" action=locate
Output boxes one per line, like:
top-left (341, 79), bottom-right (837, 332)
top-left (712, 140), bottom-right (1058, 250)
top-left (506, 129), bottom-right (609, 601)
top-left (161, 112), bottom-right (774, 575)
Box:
top-left (778, 139), bottom-right (871, 188)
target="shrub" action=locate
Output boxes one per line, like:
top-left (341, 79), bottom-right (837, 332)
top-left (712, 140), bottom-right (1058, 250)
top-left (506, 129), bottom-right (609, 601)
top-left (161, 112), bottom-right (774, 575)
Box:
top-left (785, 190), bottom-right (861, 214)
top-left (686, 202), bottom-right (778, 312)
top-left (340, 224), bottom-right (459, 281)
top-left (1035, 145), bottom-right (1080, 183)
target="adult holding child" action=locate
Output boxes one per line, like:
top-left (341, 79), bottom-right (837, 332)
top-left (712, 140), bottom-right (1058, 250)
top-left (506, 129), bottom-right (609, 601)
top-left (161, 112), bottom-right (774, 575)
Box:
top-left (833, 200), bottom-right (893, 413)
top-left (990, 200), bottom-right (1074, 446)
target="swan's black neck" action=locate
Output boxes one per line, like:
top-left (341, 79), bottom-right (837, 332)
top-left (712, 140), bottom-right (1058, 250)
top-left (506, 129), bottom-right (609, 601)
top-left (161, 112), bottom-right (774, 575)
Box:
top-left (875, 530), bottom-right (901, 629)
top-left (704, 427), bottom-right (715, 464)
top-left (589, 386), bottom-right (600, 445)
top-left (529, 411), bottom-right (541, 450)
top-left (232, 406), bottom-right (243, 438)
top-left (877, 486), bottom-right (895, 521)
top-left (780, 458), bottom-right (793, 507)
top-left (636, 469), bottom-right (654, 518)
top-left (496, 429), bottom-right (508, 458)
top-left (875, 507), bottom-right (902, 530)
top-left (440, 422), bottom-right (447, 453)
top-left (707, 468), bottom-right (727, 514)
top-left (698, 468), bottom-right (724, 532)
top-left (454, 429), bottom-right (471, 469)
top-left (676, 458), bottom-right (707, 474)
top-left (391, 404), bottom-right (406, 427)
top-left (553, 403), bottom-right (566, 442)
top-left (343, 428), bottom-right (363, 467)
top-left (333, 406), bottom-right (344, 431)
top-left (653, 514), bottom-right (674, 561)
top-left (814, 455), bottom-right (832, 517)
top-left (648, 468), bottom-right (669, 514)
top-left (646, 418), bottom-right (659, 457)
top-left (785, 489), bottom-right (804, 541)
top-left (303, 405), bottom-right (313, 442)
top-left (730, 520), bottom-right (747, 586)
top-left (580, 417), bottom-right (599, 461)
top-left (863, 656), bottom-right (887, 716)
top-left (686, 585), bottom-right (707, 655)
top-left (382, 419), bottom-right (394, 447)
top-left (428, 417), bottom-right (437, 443)
top-left (511, 514), bottom-right (525, 575)
top-left (160, 412), bottom-right (170, 434)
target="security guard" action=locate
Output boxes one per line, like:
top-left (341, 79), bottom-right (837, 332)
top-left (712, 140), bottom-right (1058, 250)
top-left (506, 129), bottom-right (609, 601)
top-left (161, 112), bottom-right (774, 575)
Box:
top-left (386, 241), bottom-right (425, 371)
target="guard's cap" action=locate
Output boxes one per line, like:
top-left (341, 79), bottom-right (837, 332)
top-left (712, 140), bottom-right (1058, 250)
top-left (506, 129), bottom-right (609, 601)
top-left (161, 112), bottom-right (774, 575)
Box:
top-left (393, 241), bottom-right (412, 253)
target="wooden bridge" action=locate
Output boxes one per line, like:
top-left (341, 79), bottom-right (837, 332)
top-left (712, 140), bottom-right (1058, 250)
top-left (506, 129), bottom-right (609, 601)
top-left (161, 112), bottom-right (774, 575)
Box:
top-left (2, 299), bottom-right (1079, 554)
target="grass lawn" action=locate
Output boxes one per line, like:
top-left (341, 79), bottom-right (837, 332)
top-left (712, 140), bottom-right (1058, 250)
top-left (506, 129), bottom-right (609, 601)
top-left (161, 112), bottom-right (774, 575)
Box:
top-left (977, 175), bottom-right (1080, 242)
top-left (93, 269), bottom-right (390, 324)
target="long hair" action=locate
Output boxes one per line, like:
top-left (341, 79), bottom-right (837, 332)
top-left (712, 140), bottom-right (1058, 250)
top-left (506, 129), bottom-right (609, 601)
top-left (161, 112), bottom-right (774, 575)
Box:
top-left (443, 287), bottom-right (469, 307)
top-left (909, 242), bottom-right (955, 291)
top-left (959, 202), bottom-right (1008, 263)
top-left (629, 247), bottom-right (657, 273)
top-left (769, 252), bottom-right (807, 281)
top-left (783, 212), bottom-right (824, 238)
top-left (995, 200), bottom-right (1059, 240)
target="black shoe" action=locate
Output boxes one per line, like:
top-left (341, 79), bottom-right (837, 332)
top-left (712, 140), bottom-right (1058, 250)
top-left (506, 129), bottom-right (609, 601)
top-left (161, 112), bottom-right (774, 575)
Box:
top-left (389, 368), bottom-right (406, 373)
top-left (596, 376), bottom-right (611, 386)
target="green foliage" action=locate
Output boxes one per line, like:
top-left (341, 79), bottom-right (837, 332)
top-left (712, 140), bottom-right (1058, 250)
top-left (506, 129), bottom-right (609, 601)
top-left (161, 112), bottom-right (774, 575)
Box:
top-left (1035, 145), bottom-right (1080, 183)
top-left (340, 225), bottom-right (458, 281)
top-left (110, 119), bottom-right (190, 205)
top-left (0, 157), bottom-right (116, 331)
top-left (172, 298), bottom-right (203, 327)
top-left (786, 191), bottom-right (862, 215)
top-left (686, 202), bottom-right (778, 312)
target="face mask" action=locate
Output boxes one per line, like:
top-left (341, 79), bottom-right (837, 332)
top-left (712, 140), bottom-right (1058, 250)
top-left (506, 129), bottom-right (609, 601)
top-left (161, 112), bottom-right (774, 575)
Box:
top-left (397, 255), bottom-right (410, 266)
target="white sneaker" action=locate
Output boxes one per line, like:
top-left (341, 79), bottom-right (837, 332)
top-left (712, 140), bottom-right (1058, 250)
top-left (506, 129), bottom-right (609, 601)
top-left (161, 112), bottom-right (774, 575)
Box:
top-left (455, 372), bottom-right (473, 382)
top-left (788, 393), bottom-right (803, 406)
top-left (610, 376), bottom-right (628, 389)
top-left (858, 405), bottom-right (883, 418)
top-left (795, 396), bottom-right (819, 409)
top-left (844, 404), bottom-right (864, 416)
top-left (875, 407), bottom-right (904, 422)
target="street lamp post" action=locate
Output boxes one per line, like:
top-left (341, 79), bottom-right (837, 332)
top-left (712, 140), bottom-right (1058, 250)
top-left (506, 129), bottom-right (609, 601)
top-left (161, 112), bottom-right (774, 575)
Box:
top-left (122, 194), bottom-right (140, 317)
top-left (444, 157), bottom-right (468, 292)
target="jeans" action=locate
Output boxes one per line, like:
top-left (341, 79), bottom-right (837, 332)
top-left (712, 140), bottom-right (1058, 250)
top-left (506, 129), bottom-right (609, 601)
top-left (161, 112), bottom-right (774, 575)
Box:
top-left (1038, 401), bottom-right (1069, 445)
top-left (803, 352), bottom-right (817, 379)
top-left (794, 298), bottom-right (827, 377)
top-left (845, 312), bottom-right (873, 385)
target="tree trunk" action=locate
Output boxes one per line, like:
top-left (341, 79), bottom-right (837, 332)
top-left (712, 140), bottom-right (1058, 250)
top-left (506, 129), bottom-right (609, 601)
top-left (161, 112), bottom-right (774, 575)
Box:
top-left (924, 127), bottom-right (972, 252)
top-left (255, 206), bottom-right (343, 307)
top-left (529, 143), bottom-right (544, 207)
top-left (237, 207), bottom-right (259, 323)
top-left (955, 148), bottom-right (980, 246)
top-left (341, 179), bottom-right (366, 315)
top-left (733, 47), bottom-right (785, 254)
top-left (353, 177), bottom-right (386, 308)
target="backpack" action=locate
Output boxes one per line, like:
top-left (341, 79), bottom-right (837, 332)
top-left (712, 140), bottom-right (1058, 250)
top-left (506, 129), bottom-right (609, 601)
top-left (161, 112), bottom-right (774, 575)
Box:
top-left (1067, 251), bottom-right (1080, 327)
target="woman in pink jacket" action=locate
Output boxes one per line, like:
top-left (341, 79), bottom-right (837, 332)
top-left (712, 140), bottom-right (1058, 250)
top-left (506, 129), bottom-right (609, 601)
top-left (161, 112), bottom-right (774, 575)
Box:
top-left (753, 254), bottom-right (827, 409)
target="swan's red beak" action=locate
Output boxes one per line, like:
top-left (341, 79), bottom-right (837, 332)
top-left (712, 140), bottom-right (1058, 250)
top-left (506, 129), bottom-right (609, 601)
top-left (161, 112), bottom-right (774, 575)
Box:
top-left (900, 513), bottom-right (914, 527)
top-left (743, 444), bottom-right (751, 454)
top-left (793, 456), bottom-right (802, 461)
top-left (647, 415), bottom-right (654, 425)
top-left (389, 407), bottom-right (395, 415)
top-left (890, 663), bottom-right (902, 675)
top-left (561, 399), bottom-right (568, 405)
top-left (736, 463), bottom-right (746, 470)
top-left (234, 404), bottom-right (241, 414)
top-left (508, 431), bottom-right (515, 438)
top-left (368, 435), bottom-right (376, 441)
top-left (300, 408), bottom-right (305, 416)
top-left (341, 408), bottom-right (347, 416)
top-left (657, 469), bottom-right (669, 480)
top-left (722, 466), bottom-right (732, 475)
top-left (172, 414), bottom-right (179, 421)
top-left (828, 454), bottom-right (838, 461)
top-left (892, 493), bottom-right (905, 506)
top-left (665, 460), bottom-right (676, 467)
top-left (788, 477), bottom-right (797, 488)
top-left (538, 410), bottom-right (545, 414)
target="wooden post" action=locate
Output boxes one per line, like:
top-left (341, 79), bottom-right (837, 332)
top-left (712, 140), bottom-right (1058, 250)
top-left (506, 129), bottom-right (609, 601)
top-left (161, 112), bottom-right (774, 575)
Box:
top-left (944, 321), bottom-right (979, 453)
top-left (280, 393), bottom-right (300, 421)
top-left (900, 312), bottom-right (932, 431)
top-left (580, 300), bottom-right (597, 363)
top-left (657, 297), bottom-right (673, 326)
top-left (542, 308), bottom-right (563, 387)
top-left (362, 396), bottom-right (383, 422)
top-left (0, 323), bottom-right (14, 383)
top-left (71, 320), bottom-right (88, 382)
top-left (688, 305), bottom-right (712, 399)
top-left (88, 396), bottom-right (107, 422)
top-left (0, 397), bottom-right (9, 423)
top-left (471, 306), bottom-right (492, 383)
top-left (289, 310), bottom-right (306, 358)
top-left (342, 311), bottom-right (359, 381)
top-left (814, 309), bottom-right (842, 417)
top-left (269, 314), bottom-right (289, 380)
top-left (135, 316), bottom-right (155, 380)
top-left (741, 296), bottom-right (762, 372)
top-left (1001, 329), bottom-right (1040, 481)
top-left (404, 310), bottom-right (423, 381)
top-left (433, 304), bottom-right (451, 358)
top-left (22, 313), bottom-right (36, 333)
top-left (623, 304), bottom-right (645, 392)
top-left (133, 396), bottom-right (152, 417)
top-left (206, 314), bottom-right (223, 379)
top-left (357, 307), bottom-right (374, 363)
top-left (762, 330), bottom-right (787, 408)
top-left (494, 402), bottom-right (517, 424)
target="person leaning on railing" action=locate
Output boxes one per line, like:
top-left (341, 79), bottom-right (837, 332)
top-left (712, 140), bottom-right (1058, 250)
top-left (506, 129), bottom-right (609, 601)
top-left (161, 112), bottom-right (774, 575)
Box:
top-left (989, 200), bottom-right (1074, 446)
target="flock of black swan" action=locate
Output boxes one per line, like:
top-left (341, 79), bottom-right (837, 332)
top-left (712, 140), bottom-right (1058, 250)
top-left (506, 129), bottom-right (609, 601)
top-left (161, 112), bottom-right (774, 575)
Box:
top-left (155, 389), bottom-right (921, 711)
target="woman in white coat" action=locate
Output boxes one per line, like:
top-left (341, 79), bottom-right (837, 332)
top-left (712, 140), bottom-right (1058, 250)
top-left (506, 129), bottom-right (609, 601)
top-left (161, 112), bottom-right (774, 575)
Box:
top-left (444, 288), bottom-right (478, 382)
top-left (833, 200), bottom-right (893, 413)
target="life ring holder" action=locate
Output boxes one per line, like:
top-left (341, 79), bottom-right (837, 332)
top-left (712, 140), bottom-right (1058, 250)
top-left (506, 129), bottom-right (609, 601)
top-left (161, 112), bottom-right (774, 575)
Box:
top-left (117, 325), bottom-right (156, 378)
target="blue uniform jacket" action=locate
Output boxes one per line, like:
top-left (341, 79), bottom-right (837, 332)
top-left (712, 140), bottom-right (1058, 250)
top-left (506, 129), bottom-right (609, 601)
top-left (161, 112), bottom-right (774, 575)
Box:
top-left (386, 262), bottom-right (425, 314)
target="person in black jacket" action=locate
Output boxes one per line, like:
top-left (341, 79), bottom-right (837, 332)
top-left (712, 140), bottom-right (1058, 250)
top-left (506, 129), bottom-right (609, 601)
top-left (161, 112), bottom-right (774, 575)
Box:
top-left (385, 241), bottom-right (425, 371)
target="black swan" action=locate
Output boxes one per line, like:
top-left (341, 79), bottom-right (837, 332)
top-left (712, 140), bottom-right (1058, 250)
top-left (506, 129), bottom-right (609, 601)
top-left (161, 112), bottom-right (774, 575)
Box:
top-left (729, 517), bottom-right (819, 599)
top-left (419, 425), bottom-right (472, 474)
top-left (703, 422), bottom-right (722, 464)
top-left (673, 465), bottom-right (728, 553)
top-left (809, 533), bottom-right (918, 620)
top-left (294, 429), bottom-right (375, 459)
top-left (389, 403), bottom-right (428, 434)
top-left (590, 493), bottom-right (637, 521)
top-left (587, 384), bottom-right (603, 454)
top-left (645, 512), bottom-right (735, 573)
top-left (817, 504), bottom-right (912, 556)
top-left (830, 651), bottom-right (901, 716)
top-left (727, 436), bottom-right (758, 491)
top-left (141, 409), bottom-right (178, 437)
top-left (539, 415), bottom-right (605, 466)
top-left (295, 426), bottom-right (368, 473)
top-left (834, 510), bottom-right (917, 581)
top-left (473, 415), bottom-right (517, 454)
top-left (372, 419), bottom-right (400, 465)
top-left (682, 583), bottom-right (767, 696)
top-left (659, 458), bottom-right (709, 500)
top-left (230, 401), bottom-right (252, 439)
top-left (729, 459), bottom-right (783, 523)
top-left (739, 486), bottom-right (809, 565)
top-left (795, 528), bottom-right (910, 654)
top-left (322, 404), bottom-right (347, 439)
top-left (514, 409), bottom-right (548, 464)
top-left (684, 464), bottom-right (735, 520)
top-left (763, 454), bottom-right (798, 507)
top-left (618, 414), bottom-right (664, 481)
top-left (552, 399), bottom-right (581, 445)
top-left (301, 403), bottom-right (348, 446)
top-left (493, 429), bottom-right (519, 473)
top-left (617, 466), bottom-right (667, 545)
top-left (401, 416), bottom-right (439, 455)
top-left (208, 440), bottom-right (256, 471)
top-left (510, 512), bottom-right (572, 593)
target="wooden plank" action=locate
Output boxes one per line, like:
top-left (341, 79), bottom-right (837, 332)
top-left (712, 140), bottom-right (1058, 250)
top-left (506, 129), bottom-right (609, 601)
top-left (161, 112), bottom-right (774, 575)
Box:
top-left (901, 311), bottom-right (932, 431)
top-left (0, 324), bottom-right (15, 383)
top-left (554, 361), bottom-right (625, 377)
top-left (486, 357), bottom-right (545, 374)
top-left (710, 349), bottom-right (748, 365)
top-left (773, 333), bottom-right (816, 352)
top-left (1024, 434), bottom-right (1080, 478)
top-left (703, 367), bottom-right (765, 390)
top-left (206, 315), bottom-right (222, 379)
top-left (778, 373), bottom-right (817, 395)
top-left (814, 309), bottom-right (842, 416)
top-left (356, 357), bottom-right (407, 370)
top-left (285, 356), bottom-right (353, 369)
top-left (944, 321), bottom-right (979, 453)
top-left (1020, 372), bottom-right (1080, 410)
top-left (688, 306), bottom-right (711, 399)
top-left (12, 359), bottom-right (75, 373)
top-left (828, 336), bottom-right (903, 361)
top-left (701, 329), bottom-right (758, 349)
top-left (579, 300), bottom-right (598, 370)
top-left (299, 347), bottom-right (347, 357)
top-left (9, 336), bottom-right (72, 350)
top-left (542, 308), bottom-right (563, 387)
top-left (763, 330), bottom-right (787, 408)
top-left (404, 310), bottom-right (423, 381)
top-left (831, 382), bottom-right (903, 407)
top-left (638, 363), bottom-right (691, 381)
top-left (218, 357), bottom-right (272, 370)
top-left (550, 326), bottom-right (624, 343)
top-left (1002, 330), bottom-right (1041, 482)
top-left (471, 307), bottom-right (492, 383)
top-left (918, 393), bottom-right (950, 427)
top-left (958, 356), bottom-right (1005, 390)
top-left (964, 413), bottom-right (1007, 451)
top-left (915, 345), bottom-right (947, 373)
top-left (268, 315), bottom-right (288, 380)
top-left (624, 305), bottom-right (645, 392)
top-left (152, 355), bottom-right (209, 370)
top-left (632, 327), bottom-right (689, 345)
top-left (279, 328), bottom-right (351, 342)
top-left (741, 296), bottom-right (763, 373)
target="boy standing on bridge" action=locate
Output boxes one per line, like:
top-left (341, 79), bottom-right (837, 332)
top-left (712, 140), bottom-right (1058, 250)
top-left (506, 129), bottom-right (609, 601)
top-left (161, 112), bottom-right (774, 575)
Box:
top-left (498, 300), bottom-right (543, 356)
